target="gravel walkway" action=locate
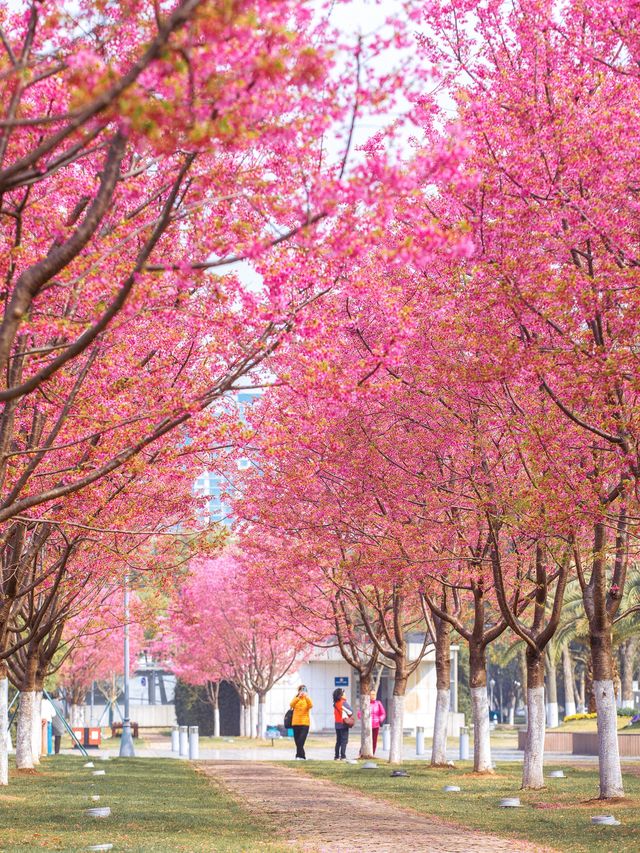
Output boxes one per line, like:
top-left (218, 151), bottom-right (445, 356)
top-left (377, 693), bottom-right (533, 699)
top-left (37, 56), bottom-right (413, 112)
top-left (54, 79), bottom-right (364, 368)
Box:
top-left (200, 761), bottom-right (553, 853)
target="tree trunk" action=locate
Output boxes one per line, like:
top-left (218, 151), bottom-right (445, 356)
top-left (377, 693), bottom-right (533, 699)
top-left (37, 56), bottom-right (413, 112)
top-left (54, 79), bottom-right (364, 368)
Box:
top-left (545, 651), bottom-right (559, 729)
top-left (585, 541), bottom-right (624, 800)
top-left (16, 692), bottom-right (36, 769)
top-left (207, 682), bottom-right (221, 737)
top-left (257, 693), bottom-right (266, 739)
top-left (245, 702), bottom-right (252, 739)
top-left (589, 613), bottom-right (624, 800)
top-left (578, 668), bottom-right (586, 713)
top-left (431, 617), bottom-right (451, 766)
top-left (619, 638), bottom-right (637, 707)
top-left (239, 703), bottom-right (246, 737)
top-left (0, 663), bottom-right (8, 786)
top-left (70, 704), bottom-right (84, 727)
top-left (562, 644), bottom-right (577, 718)
top-left (522, 649), bottom-right (545, 789)
top-left (31, 689), bottom-right (42, 764)
top-left (469, 643), bottom-right (492, 772)
top-left (389, 666), bottom-right (407, 765)
top-left (593, 678), bottom-right (623, 797)
top-left (358, 672), bottom-right (373, 759)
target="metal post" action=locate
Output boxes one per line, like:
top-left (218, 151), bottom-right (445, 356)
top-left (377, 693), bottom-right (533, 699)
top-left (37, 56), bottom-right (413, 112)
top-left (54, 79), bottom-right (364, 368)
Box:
top-left (178, 725), bottom-right (188, 757)
top-left (459, 725), bottom-right (470, 760)
top-left (188, 726), bottom-right (199, 759)
top-left (382, 723), bottom-right (390, 751)
top-left (416, 725), bottom-right (425, 756)
top-left (119, 579), bottom-right (135, 757)
top-left (171, 726), bottom-right (179, 752)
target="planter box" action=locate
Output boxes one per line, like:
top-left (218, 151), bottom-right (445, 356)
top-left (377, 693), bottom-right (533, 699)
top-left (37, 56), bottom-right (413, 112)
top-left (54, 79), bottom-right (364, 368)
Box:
top-left (517, 729), bottom-right (573, 753)
top-left (517, 729), bottom-right (640, 756)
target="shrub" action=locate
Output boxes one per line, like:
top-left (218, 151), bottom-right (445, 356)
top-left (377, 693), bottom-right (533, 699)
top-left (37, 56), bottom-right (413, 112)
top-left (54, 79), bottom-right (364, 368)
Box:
top-left (563, 712), bottom-right (597, 722)
top-left (617, 707), bottom-right (635, 716)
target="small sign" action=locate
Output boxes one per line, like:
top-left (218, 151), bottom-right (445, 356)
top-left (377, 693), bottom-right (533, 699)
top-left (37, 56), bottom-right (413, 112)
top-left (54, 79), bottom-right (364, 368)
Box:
top-left (334, 676), bottom-right (349, 686)
top-left (140, 677), bottom-right (146, 686)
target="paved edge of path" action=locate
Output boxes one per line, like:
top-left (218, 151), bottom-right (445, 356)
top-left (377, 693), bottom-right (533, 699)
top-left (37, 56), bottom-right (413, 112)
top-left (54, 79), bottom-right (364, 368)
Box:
top-left (199, 761), bottom-right (556, 853)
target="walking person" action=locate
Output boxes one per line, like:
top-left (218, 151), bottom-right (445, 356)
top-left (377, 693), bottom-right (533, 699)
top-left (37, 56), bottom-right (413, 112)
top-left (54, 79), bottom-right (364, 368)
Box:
top-left (50, 694), bottom-right (66, 754)
top-left (358, 691), bottom-right (386, 755)
top-left (289, 685), bottom-right (312, 760)
top-left (333, 687), bottom-right (353, 760)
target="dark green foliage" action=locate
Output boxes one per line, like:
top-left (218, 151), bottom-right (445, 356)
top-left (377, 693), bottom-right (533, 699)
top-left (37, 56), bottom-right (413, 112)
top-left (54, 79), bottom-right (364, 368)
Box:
top-left (456, 643), bottom-right (472, 724)
top-left (174, 678), bottom-right (240, 736)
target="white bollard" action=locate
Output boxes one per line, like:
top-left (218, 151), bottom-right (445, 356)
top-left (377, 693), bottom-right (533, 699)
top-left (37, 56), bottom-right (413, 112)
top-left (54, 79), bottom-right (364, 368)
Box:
top-left (416, 726), bottom-right (425, 756)
top-left (178, 725), bottom-right (189, 758)
top-left (188, 726), bottom-right (199, 760)
top-left (382, 724), bottom-right (390, 752)
top-left (171, 727), bottom-right (179, 753)
top-left (459, 726), bottom-right (470, 760)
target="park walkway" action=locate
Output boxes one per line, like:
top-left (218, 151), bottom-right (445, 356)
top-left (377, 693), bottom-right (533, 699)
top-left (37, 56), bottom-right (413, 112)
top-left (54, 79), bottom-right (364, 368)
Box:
top-left (200, 761), bottom-right (552, 853)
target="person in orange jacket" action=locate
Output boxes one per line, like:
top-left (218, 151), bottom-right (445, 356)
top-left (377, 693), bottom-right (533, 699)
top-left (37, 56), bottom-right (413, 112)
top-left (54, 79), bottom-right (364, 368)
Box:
top-left (290, 685), bottom-right (313, 759)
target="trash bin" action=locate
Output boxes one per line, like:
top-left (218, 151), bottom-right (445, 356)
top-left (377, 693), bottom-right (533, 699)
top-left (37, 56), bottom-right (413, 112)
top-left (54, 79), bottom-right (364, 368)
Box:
top-left (72, 727), bottom-right (102, 749)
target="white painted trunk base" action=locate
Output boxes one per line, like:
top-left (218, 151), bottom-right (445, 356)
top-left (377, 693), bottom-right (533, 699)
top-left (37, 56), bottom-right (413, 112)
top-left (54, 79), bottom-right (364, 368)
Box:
top-left (471, 686), bottom-right (492, 772)
top-left (249, 700), bottom-right (256, 739)
top-left (594, 679), bottom-right (624, 798)
top-left (359, 693), bottom-right (373, 758)
top-left (522, 686), bottom-right (545, 789)
top-left (388, 695), bottom-right (405, 765)
top-left (244, 705), bottom-right (251, 739)
top-left (257, 700), bottom-right (266, 739)
top-left (239, 705), bottom-right (246, 738)
top-left (431, 688), bottom-right (450, 765)
top-left (214, 708), bottom-right (220, 738)
top-left (564, 700), bottom-right (576, 718)
top-left (16, 692), bottom-right (35, 769)
top-left (32, 691), bottom-right (42, 764)
top-left (0, 676), bottom-right (8, 786)
top-left (546, 701), bottom-right (559, 729)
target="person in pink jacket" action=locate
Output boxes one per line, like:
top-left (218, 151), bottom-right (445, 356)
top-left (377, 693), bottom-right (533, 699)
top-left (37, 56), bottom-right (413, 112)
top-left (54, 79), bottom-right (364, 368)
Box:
top-left (358, 691), bottom-right (386, 754)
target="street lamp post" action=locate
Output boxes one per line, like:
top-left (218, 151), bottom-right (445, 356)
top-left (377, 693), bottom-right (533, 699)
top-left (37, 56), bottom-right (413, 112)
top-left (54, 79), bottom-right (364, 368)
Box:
top-left (119, 578), bottom-right (135, 757)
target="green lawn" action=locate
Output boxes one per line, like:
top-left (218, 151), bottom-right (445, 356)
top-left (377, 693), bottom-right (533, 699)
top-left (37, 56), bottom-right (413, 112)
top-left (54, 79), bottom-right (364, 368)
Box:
top-left (297, 760), bottom-right (640, 853)
top-left (0, 756), bottom-right (283, 852)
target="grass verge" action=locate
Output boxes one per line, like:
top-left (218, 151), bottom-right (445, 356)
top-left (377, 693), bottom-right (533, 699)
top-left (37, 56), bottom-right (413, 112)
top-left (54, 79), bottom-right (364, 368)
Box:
top-left (0, 755), bottom-right (283, 852)
top-left (297, 759), bottom-right (640, 853)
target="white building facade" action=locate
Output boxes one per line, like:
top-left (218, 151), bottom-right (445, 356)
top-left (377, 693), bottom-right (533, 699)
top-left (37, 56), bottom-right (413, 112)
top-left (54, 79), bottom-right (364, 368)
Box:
top-left (264, 643), bottom-right (464, 736)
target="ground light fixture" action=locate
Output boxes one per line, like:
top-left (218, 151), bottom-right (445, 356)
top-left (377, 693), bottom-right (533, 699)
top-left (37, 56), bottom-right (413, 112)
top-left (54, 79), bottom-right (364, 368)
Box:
top-left (85, 807), bottom-right (111, 819)
top-left (590, 815), bottom-right (620, 826)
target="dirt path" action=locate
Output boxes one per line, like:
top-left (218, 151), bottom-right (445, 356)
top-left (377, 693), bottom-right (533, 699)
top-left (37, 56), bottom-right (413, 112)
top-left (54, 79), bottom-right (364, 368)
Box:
top-left (200, 761), bottom-right (551, 853)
